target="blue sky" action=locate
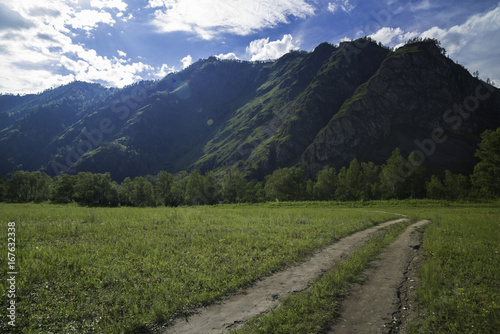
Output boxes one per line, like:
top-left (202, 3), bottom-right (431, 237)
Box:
top-left (0, 0), bottom-right (499, 94)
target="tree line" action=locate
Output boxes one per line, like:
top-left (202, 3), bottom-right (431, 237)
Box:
top-left (1, 128), bottom-right (498, 206)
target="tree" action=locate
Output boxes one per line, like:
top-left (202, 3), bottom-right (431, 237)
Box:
top-left (203, 171), bottom-right (220, 205)
top-left (32, 171), bottom-right (52, 202)
top-left (73, 172), bottom-right (114, 205)
top-left (405, 152), bottom-right (426, 199)
top-left (305, 179), bottom-right (315, 200)
top-left (471, 128), bottom-right (500, 198)
top-left (0, 174), bottom-right (7, 202)
top-left (171, 171), bottom-right (188, 206)
top-left (243, 181), bottom-right (265, 203)
top-left (443, 170), bottom-right (470, 200)
top-left (345, 158), bottom-right (362, 200)
top-left (119, 177), bottom-right (134, 206)
top-left (155, 171), bottom-right (175, 206)
top-left (51, 174), bottom-right (76, 203)
top-left (5, 171), bottom-right (51, 202)
top-left (426, 175), bottom-right (446, 199)
top-left (314, 166), bottom-right (337, 200)
top-left (130, 176), bottom-right (155, 207)
top-left (336, 159), bottom-right (362, 201)
top-left (380, 149), bottom-right (404, 199)
top-left (360, 162), bottom-right (381, 200)
top-left (221, 169), bottom-right (248, 203)
top-left (184, 168), bottom-right (206, 205)
top-left (380, 148), bottom-right (425, 199)
top-left (264, 167), bottom-right (305, 201)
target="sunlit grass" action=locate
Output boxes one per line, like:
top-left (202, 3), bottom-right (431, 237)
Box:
top-left (1, 201), bottom-right (497, 333)
top-left (0, 203), bottom-right (396, 333)
top-left (407, 208), bottom-right (500, 333)
top-left (233, 221), bottom-right (410, 334)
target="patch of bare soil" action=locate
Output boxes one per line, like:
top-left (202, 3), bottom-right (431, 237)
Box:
top-left (160, 218), bottom-right (408, 334)
top-left (328, 220), bottom-right (430, 334)
top-left (394, 228), bottom-right (426, 333)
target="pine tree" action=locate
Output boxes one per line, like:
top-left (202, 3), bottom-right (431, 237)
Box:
top-left (471, 128), bottom-right (500, 198)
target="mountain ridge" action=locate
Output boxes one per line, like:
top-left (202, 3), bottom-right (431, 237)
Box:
top-left (0, 38), bottom-right (498, 180)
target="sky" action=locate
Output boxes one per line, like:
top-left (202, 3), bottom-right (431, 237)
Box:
top-left (0, 0), bottom-right (499, 94)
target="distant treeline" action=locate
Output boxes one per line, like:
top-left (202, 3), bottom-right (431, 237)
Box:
top-left (1, 128), bottom-right (498, 206)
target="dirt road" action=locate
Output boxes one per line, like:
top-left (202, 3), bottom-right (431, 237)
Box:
top-left (329, 220), bottom-right (430, 333)
top-left (162, 218), bottom-right (408, 334)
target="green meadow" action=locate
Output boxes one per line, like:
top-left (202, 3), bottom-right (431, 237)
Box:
top-left (234, 201), bottom-right (500, 334)
top-left (0, 201), bottom-right (499, 333)
top-left (0, 203), bottom-right (396, 333)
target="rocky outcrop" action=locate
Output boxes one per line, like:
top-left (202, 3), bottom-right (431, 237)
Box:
top-left (300, 41), bottom-right (500, 177)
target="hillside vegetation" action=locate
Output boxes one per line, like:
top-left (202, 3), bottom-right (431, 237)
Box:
top-left (1, 38), bottom-right (499, 180)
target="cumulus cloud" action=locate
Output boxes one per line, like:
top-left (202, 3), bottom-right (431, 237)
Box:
top-left (155, 63), bottom-right (175, 78)
top-left (369, 4), bottom-right (500, 86)
top-left (181, 54), bottom-right (192, 69)
top-left (369, 27), bottom-right (417, 45)
top-left (247, 34), bottom-right (299, 61)
top-left (421, 4), bottom-right (500, 84)
top-left (149, 0), bottom-right (315, 39)
top-left (90, 0), bottom-right (128, 12)
top-left (66, 10), bottom-right (115, 31)
top-left (117, 49), bottom-right (127, 57)
top-left (327, 0), bottom-right (355, 14)
top-left (0, 1), bottom-right (161, 93)
top-left (216, 52), bottom-right (239, 61)
top-left (147, 0), bottom-right (165, 8)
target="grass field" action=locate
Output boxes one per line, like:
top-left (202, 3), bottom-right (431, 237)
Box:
top-left (232, 201), bottom-right (500, 333)
top-left (404, 206), bottom-right (500, 333)
top-left (0, 203), bottom-right (396, 333)
top-left (233, 221), bottom-right (411, 334)
top-left (0, 201), bottom-right (498, 333)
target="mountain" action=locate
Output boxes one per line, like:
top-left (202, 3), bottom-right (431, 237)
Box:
top-left (0, 38), bottom-right (499, 180)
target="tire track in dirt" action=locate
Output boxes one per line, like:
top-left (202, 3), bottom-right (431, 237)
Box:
top-left (329, 220), bottom-right (430, 334)
top-left (161, 218), bottom-right (409, 334)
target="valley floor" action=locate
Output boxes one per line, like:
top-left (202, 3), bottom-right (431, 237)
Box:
top-left (0, 201), bottom-right (498, 333)
top-left (164, 218), bottom-right (409, 333)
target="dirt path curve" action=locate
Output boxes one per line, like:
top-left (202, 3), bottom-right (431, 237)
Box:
top-left (329, 220), bottom-right (430, 334)
top-left (162, 218), bottom-right (408, 334)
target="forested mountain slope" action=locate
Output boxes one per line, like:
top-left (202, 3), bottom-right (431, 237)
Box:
top-left (0, 39), bottom-right (498, 180)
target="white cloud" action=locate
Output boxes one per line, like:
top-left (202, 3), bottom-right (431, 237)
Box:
top-left (181, 54), bottom-right (192, 69)
top-left (369, 27), bottom-right (402, 44)
top-left (216, 52), bottom-right (239, 61)
top-left (247, 34), bottom-right (299, 61)
top-left (369, 27), bottom-right (418, 45)
top-left (155, 63), bottom-right (175, 78)
top-left (410, 0), bottom-right (433, 12)
top-left (121, 13), bottom-right (134, 22)
top-left (327, 3), bottom-right (338, 14)
top-left (420, 4), bottom-right (500, 84)
top-left (66, 9), bottom-right (115, 31)
top-left (90, 0), bottom-right (128, 12)
top-left (327, 0), bottom-right (355, 14)
top-left (0, 1), bottom-right (160, 93)
top-left (147, 0), bottom-right (165, 8)
top-left (149, 0), bottom-right (315, 39)
top-left (117, 49), bottom-right (127, 57)
top-left (369, 4), bottom-right (500, 86)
